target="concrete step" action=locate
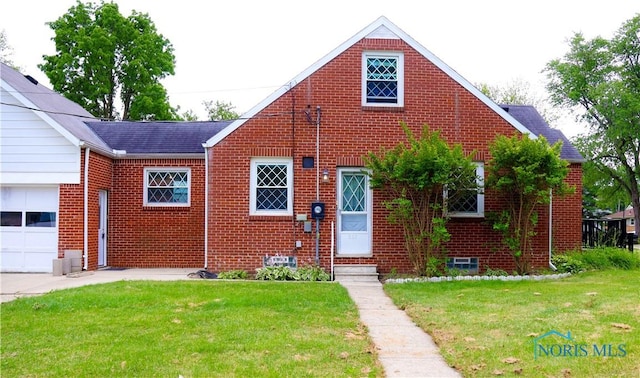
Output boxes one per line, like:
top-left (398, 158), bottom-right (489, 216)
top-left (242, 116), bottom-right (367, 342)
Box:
top-left (334, 264), bottom-right (379, 282)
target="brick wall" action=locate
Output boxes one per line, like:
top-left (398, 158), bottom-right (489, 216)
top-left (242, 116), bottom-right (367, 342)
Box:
top-left (208, 37), bottom-right (583, 274)
top-left (107, 158), bottom-right (206, 268)
top-left (58, 150), bottom-right (112, 268)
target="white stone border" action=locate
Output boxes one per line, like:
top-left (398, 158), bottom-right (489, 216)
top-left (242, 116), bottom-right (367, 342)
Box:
top-left (385, 273), bottom-right (572, 284)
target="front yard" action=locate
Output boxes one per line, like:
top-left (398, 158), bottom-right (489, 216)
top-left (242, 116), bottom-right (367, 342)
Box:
top-left (385, 270), bottom-right (639, 377)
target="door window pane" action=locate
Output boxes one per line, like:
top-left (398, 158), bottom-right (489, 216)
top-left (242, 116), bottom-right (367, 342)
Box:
top-left (26, 212), bottom-right (56, 227)
top-left (1, 211), bottom-right (22, 226)
top-left (341, 214), bottom-right (367, 231)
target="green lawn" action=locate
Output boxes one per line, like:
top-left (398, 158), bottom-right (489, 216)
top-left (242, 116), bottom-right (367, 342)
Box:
top-left (384, 270), bottom-right (639, 377)
top-left (1, 281), bottom-right (381, 377)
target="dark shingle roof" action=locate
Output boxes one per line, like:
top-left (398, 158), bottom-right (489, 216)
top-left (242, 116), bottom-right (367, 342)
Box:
top-left (500, 104), bottom-right (585, 163)
top-left (84, 121), bottom-right (232, 154)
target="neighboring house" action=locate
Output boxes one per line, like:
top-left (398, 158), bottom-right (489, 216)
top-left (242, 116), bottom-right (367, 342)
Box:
top-left (605, 206), bottom-right (636, 235)
top-left (1, 16), bottom-right (584, 274)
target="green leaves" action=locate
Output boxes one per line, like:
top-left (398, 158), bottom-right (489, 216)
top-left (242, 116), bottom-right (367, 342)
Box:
top-left (364, 122), bottom-right (477, 276)
top-left (487, 134), bottom-right (573, 274)
top-left (39, 1), bottom-right (177, 120)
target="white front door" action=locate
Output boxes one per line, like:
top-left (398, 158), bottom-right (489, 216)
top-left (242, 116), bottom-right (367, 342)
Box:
top-left (98, 190), bottom-right (107, 266)
top-left (337, 169), bottom-right (372, 256)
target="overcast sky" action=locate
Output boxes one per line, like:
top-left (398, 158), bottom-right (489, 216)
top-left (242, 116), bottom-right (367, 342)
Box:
top-left (2, 0), bottom-right (638, 137)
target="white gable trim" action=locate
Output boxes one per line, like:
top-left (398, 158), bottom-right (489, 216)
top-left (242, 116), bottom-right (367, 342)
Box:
top-left (0, 80), bottom-right (82, 146)
top-left (204, 16), bottom-right (534, 148)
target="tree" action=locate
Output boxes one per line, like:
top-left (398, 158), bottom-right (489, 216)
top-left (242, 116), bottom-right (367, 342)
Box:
top-left (0, 29), bottom-right (20, 70)
top-left (477, 78), bottom-right (560, 126)
top-left (39, 1), bottom-right (177, 120)
top-left (545, 14), bottom-right (640, 235)
top-left (487, 134), bottom-right (573, 275)
top-left (204, 100), bottom-right (239, 121)
top-left (364, 123), bottom-right (477, 276)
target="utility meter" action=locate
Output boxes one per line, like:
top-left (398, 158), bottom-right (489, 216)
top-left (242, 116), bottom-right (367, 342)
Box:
top-left (311, 202), bottom-right (325, 219)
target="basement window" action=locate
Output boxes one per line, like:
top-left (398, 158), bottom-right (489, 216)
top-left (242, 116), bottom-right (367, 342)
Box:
top-left (447, 257), bottom-right (479, 274)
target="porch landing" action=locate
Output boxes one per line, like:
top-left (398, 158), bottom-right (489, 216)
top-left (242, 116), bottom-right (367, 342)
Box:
top-left (333, 264), bottom-right (379, 283)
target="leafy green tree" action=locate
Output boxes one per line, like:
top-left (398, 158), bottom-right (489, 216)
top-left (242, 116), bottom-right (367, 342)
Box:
top-left (477, 78), bottom-right (560, 126)
top-left (545, 14), bottom-right (640, 235)
top-left (487, 134), bottom-right (573, 274)
top-left (204, 100), bottom-right (239, 121)
top-left (364, 123), bottom-right (477, 276)
top-left (0, 29), bottom-right (20, 70)
top-left (39, 1), bottom-right (177, 120)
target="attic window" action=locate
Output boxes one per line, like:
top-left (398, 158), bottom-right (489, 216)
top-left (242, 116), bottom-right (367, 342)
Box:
top-left (362, 52), bottom-right (404, 107)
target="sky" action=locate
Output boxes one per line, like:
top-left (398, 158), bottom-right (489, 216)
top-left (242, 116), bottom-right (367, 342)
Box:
top-left (1, 0), bottom-right (638, 138)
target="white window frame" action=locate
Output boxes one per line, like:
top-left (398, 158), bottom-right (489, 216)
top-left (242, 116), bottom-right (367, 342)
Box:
top-left (447, 257), bottom-right (479, 274)
top-left (250, 158), bottom-right (293, 216)
top-left (362, 52), bottom-right (404, 107)
top-left (448, 162), bottom-right (485, 218)
top-left (144, 168), bottom-right (191, 207)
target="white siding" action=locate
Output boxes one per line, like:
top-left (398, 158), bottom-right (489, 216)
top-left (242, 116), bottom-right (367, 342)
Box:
top-left (0, 88), bottom-right (81, 184)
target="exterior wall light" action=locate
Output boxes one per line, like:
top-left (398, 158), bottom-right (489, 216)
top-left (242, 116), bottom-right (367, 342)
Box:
top-left (322, 169), bottom-right (330, 183)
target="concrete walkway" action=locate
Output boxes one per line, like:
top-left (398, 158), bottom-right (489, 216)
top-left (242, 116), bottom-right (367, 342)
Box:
top-left (2, 269), bottom-right (460, 377)
top-left (341, 281), bottom-right (461, 377)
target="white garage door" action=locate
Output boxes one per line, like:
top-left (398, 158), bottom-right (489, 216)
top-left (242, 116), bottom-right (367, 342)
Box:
top-left (1, 187), bottom-right (59, 272)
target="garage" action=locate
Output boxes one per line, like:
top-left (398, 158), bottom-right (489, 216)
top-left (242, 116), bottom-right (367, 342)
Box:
top-left (1, 187), bottom-right (59, 272)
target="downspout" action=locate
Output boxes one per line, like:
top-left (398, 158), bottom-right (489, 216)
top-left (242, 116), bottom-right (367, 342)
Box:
top-left (315, 106), bottom-right (321, 266)
top-left (549, 189), bottom-right (556, 270)
top-left (203, 145), bottom-right (209, 269)
top-left (83, 147), bottom-right (90, 270)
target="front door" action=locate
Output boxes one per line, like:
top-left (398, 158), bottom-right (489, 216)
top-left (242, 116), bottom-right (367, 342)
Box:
top-left (337, 169), bottom-right (372, 256)
top-left (98, 190), bottom-right (107, 266)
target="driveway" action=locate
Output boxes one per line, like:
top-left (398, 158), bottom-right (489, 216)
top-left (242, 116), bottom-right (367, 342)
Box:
top-left (1, 268), bottom-right (199, 303)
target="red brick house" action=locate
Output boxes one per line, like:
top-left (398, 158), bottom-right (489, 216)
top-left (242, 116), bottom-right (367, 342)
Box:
top-left (1, 17), bottom-right (583, 275)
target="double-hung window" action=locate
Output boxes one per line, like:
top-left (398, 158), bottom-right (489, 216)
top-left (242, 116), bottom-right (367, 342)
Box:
top-left (448, 163), bottom-right (484, 217)
top-left (250, 158), bottom-right (293, 216)
top-left (144, 168), bottom-right (191, 206)
top-left (362, 52), bottom-right (404, 106)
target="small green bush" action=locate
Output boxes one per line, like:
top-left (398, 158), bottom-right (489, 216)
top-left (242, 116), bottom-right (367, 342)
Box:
top-left (296, 265), bottom-right (331, 281)
top-left (217, 270), bottom-right (248, 280)
top-left (483, 266), bottom-right (509, 276)
top-left (255, 266), bottom-right (297, 281)
top-left (553, 247), bottom-right (640, 273)
top-left (552, 254), bottom-right (586, 273)
top-left (255, 265), bottom-right (331, 281)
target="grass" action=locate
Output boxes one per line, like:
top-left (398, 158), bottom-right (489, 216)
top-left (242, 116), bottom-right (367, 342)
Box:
top-left (384, 270), bottom-right (640, 377)
top-left (1, 281), bottom-right (382, 377)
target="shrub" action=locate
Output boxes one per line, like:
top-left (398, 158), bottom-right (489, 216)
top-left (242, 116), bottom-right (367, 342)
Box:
top-left (255, 266), bottom-right (297, 281)
top-left (483, 266), bottom-right (509, 276)
top-left (553, 247), bottom-right (640, 273)
top-left (217, 270), bottom-right (248, 280)
top-left (254, 265), bottom-right (331, 281)
top-left (296, 265), bottom-right (331, 281)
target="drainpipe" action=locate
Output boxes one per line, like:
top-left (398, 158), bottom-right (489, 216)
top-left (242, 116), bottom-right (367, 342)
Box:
top-left (83, 147), bottom-right (90, 270)
top-left (203, 145), bottom-right (209, 269)
top-left (315, 106), bottom-right (321, 266)
top-left (549, 190), bottom-right (556, 270)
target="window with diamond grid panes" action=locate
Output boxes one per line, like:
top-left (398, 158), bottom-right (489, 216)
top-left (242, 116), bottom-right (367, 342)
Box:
top-left (342, 174), bottom-right (366, 212)
top-left (366, 56), bottom-right (398, 103)
top-left (448, 163), bottom-right (484, 217)
top-left (145, 169), bottom-right (190, 205)
top-left (256, 163), bottom-right (288, 210)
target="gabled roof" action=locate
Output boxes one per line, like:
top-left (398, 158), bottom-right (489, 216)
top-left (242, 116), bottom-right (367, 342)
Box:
top-left (204, 16), bottom-right (535, 148)
top-left (0, 62), bottom-right (109, 152)
top-left (85, 121), bottom-right (232, 156)
top-left (500, 104), bottom-right (585, 163)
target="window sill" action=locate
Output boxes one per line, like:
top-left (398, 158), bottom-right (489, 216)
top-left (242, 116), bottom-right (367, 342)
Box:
top-left (143, 205), bottom-right (190, 210)
top-left (361, 105), bottom-right (404, 112)
top-left (249, 215), bottom-right (293, 222)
